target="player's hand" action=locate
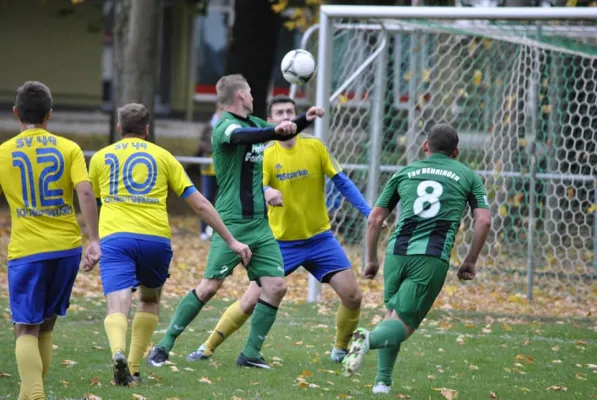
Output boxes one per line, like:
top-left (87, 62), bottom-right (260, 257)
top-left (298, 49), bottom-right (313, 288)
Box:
top-left (275, 120), bottom-right (297, 136)
top-left (82, 240), bottom-right (101, 271)
top-left (457, 261), bottom-right (476, 281)
top-left (306, 106), bottom-right (325, 121)
top-left (363, 260), bottom-right (380, 280)
top-left (229, 240), bottom-right (252, 266)
top-left (265, 188), bottom-right (283, 207)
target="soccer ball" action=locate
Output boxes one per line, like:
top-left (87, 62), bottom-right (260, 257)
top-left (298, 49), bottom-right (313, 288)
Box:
top-left (281, 49), bottom-right (317, 85)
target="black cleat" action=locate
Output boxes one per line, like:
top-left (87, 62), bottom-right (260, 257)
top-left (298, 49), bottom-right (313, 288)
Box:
top-left (146, 346), bottom-right (169, 367)
top-left (236, 352), bottom-right (271, 369)
top-left (113, 351), bottom-right (132, 386)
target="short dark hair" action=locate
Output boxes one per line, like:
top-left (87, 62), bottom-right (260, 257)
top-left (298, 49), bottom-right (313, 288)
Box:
top-left (118, 103), bottom-right (149, 135)
top-left (267, 95), bottom-right (296, 117)
top-left (427, 123), bottom-right (459, 156)
top-left (15, 81), bottom-right (53, 125)
top-left (216, 74), bottom-right (249, 106)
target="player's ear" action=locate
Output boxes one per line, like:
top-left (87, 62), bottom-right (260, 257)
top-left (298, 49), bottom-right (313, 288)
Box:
top-left (144, 124), bottom-right (149, 138)
top-left (12, 106), bottom-right (19, 120)
top-left (45, 108), bottom-right (53, 122)
top-left (422, 140), bottom-right (429, 153)
top-left (116, 123), bottom-right (121, 134)
top-left (451, 148), bottom-right (460, 159)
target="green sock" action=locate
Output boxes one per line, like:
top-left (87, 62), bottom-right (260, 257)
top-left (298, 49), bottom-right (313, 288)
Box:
top-left (375, 345), bottom-right (400, 386)
top-left (241, 300), bottom-right (278, 359)
top-left (369, 319), bottom-right (408, 349)
top-left (158, 290), bottom-right (204, 352)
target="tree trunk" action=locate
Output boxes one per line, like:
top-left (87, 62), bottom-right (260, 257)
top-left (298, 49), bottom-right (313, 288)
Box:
top-left (225, 0), bottom-right (282, 119)
top-left (112, 0), bottom-right (163, 143)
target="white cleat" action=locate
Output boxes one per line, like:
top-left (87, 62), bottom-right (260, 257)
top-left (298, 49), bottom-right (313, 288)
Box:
top-left (342, 327), bottom-right (370, 377)
top-left (372, 382), bottom-right (392, 394)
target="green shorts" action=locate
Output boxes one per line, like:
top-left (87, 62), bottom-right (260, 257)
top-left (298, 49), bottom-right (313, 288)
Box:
top-left (383, 253), bottom-right (449, 329)
top-left (204, 219), bottom-right (284, 282)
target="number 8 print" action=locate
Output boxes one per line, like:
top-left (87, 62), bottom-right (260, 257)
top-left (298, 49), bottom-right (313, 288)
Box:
top-left (413, 180), bottom-right (443, 219)
top-left (105, 152), bottom-right (158, 196)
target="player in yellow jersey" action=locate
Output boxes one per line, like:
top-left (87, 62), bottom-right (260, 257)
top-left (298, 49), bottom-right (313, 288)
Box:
top-left (0, 81), bottom-right (101, 400)
top-left (89, 103), bottom-right (251, 386)
top-left (187, 95), bottom-right (372, 363)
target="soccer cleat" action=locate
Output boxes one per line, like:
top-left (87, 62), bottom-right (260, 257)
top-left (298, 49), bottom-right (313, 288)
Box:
top-left (330, 347), bottom-right (348, 363)
top-left (372, 382), bottom-right (392, 394)
top-left (342, 327), bottom-right (370, 377)
top-left (146, 346), bottom-right (169, 367)
top-left (132, 372), bottom-right (143, 384)
top-left (187, 344), bottom-right (213, 361)
top-left (236, 352), bottom-right (271, 369)
top-left (112, 351), bottom-right (132, 386)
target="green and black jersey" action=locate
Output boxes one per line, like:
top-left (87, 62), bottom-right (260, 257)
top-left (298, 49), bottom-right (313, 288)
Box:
top-left (376, 153), bottom-right (489, 263)
top-left (211, 111), bottom-right (310, 222)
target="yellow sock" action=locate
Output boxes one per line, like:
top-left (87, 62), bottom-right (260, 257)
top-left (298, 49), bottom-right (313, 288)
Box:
top-left (127, 312), bottom-right (159, 375)
top-left (15, 335), bottom-right (45, 400)
top-left (38, 332), bottom-right (53, 378)
top-left (335, 303), bottom-right (361, 350)
top-left (104, 313), bottom-right (128, 357)
top-left (204, 300), bottom-right (250, 353)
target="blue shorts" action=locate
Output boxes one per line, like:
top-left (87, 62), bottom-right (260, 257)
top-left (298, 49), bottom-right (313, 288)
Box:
top-left (99, 234), bottom-right (173, 296)
top-left (8, 252), bottom-right (81, 325)
top-left (278, 230), bottom-right (352, 283)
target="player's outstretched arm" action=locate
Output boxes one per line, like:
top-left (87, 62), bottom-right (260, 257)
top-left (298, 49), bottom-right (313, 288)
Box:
top-left (364, 206), bottom-right (390, 279)
top-left (331, 172), bottom-right (371, 217)
top-left (75, 181), bottom-right (101, 271)
top-left (458, 208), bottom-right (491, 280)
top-left (226, 120), bottom-right (298, 145)
top-left (184, 191), bottom-right (252, 265)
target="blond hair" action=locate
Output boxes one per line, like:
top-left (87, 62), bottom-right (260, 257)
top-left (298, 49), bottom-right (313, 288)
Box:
top-left (216, 74), bottom-right (248, 106)
top-left (118, 103), bottom-right (149, 135)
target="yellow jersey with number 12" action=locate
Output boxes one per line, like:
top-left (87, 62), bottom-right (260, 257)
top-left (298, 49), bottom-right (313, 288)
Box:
top-left (0, 128), bottom-right (89, 263)
top-left (263, 134), bottom-right (342, 241)
top-left (89, 137), bottom-right (196, 242)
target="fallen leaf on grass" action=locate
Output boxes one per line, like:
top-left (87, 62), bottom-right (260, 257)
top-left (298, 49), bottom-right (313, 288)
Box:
top-left (249, 381), bottom-right (261, 385)
top-left (90, 377), bottom-right (101, 387)
top-left (433, 387), bottom-right (458, 399)
top-left (489, 392), bottom-right (498, 399)
top-left (575, 373), bottom-right (587, 381)
top-left (0, 372), bottom-right (11, 377)
top-left (546, 386), bottom-right (567, 391)
top-left (62, 360), bottom-right (77, 367)
top-left (170, 366), bottom-right (179, 372)
top-left (520, 387), bottom-right (531, 392)
top-left (60, 380), bottom-right (70, 387)
top-left (428, 374), bottom-right (436, 381)
top-left (469, 364), bottom-right (479, 370)
top-left (587, 364), bottom-right (597, 369)
top-left (184, 367), bottom-right (195, 372)
top-left (552, 360), bottom-right (562, 364)
top-left (300, 370), bottom-right (313, 378)
top-left (232, 397), bottom-right (243, 400)
top-left (199, 376), bottom-right (212, 384)
top-left (84, 395), bottom-right (101, 400)
top-left (456, 335), bottom-right (465, 345)
top-left (132, 395), bottom-right (147, 400)
top-left (92, 345), bottom-right (105, 350)
top-left (551, 345), bottom-right (559, 352)
top-left (166, 398), bottom-right (181, 400)
top-left (397, 395), bottom-right (410, 399)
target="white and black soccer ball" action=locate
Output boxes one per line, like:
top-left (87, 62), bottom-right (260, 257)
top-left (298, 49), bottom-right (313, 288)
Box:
top-left (281, 49), bottom-right (317, 85)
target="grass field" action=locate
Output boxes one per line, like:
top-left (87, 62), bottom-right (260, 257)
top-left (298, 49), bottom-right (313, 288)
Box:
top-left (0, 295), bottom-right (595, 400)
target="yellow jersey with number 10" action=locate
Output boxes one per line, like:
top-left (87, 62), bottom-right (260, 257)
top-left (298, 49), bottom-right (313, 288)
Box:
top-left (263, 134), bottom-right (342, 241)
top-left (89, 137), bottom-right (195, 242)
top-left (0, 128), bottom-right (89, 262)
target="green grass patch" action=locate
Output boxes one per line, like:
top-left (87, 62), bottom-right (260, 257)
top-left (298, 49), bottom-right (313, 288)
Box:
top-left (0, 297), bottom-right (595, 399)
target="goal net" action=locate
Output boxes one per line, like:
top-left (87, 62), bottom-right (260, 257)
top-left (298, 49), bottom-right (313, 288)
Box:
top-left (301, 7), bottom-right (597, 300)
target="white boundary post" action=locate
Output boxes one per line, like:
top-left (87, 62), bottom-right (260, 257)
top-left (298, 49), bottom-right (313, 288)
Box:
top-left (308, 10), bottom-right (334, 303)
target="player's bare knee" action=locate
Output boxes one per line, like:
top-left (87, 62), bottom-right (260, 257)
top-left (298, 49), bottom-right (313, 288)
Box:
top-left (15, 323), bottom-right (40, 338)
top-left (39, 316), bottom-right (57, 333)
top-left (195, 279), bottom-right (222, 302)
top-left (265, 277), bottom-right (287, 300)
top-left (240, 286), bottom-right (261, 314)
top-left (341, 287), bottom-right (362, 309)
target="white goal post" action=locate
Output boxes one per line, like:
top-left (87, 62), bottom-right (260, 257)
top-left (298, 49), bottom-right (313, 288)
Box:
top-left (306, 6), bottom-right (597, 303)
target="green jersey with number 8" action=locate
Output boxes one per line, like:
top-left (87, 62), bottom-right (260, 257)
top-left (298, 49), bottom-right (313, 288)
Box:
top-left (376, 153), bottom-right (489, 262)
